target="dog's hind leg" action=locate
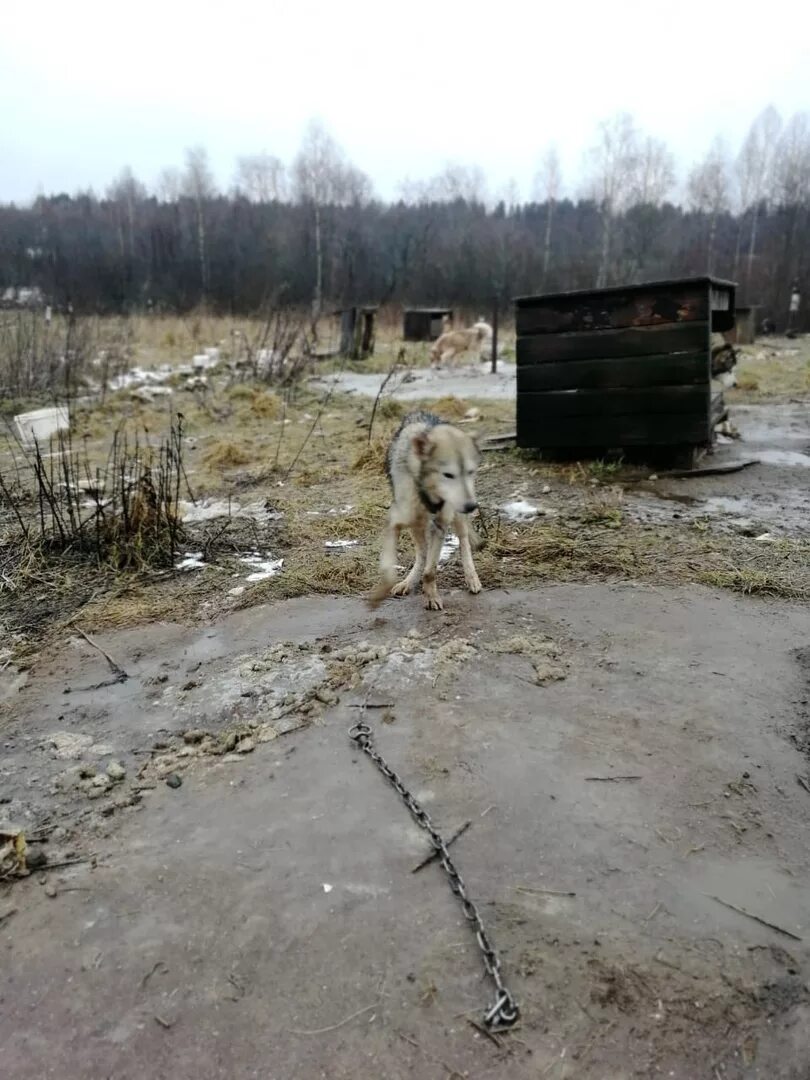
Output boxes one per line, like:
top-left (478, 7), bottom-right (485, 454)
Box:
top-left (421, 521), bottom-right (446, 611)
top-left (390, 523), bottom-right (427, 597)
top-left (368, 516), bottom-right (402, 608)
top-left (455, 513), bottom-right (482, 594)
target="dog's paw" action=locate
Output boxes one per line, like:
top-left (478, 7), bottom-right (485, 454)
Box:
top-left (367, 579), bottom-right (394, 609)
top-left (465, 574), bottom-right (482, 595)
top-left (390, 578), bottom-right (412, 597)
top-left (424, 595), bottom-right (444, 611)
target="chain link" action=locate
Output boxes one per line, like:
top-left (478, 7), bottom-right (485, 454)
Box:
top-left (348, 720), bottom-right (519, 1030)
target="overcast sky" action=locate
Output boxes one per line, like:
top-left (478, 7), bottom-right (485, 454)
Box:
top-left (2, 0), bottom-right (808, 205)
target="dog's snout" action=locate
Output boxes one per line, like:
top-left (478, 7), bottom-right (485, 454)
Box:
top-left (463, 501), bottom-right (478, 514)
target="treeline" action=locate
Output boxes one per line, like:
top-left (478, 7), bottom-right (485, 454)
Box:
top-left (1, 111), bottom-right (808, 326)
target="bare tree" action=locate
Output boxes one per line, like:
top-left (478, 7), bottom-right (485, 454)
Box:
top-left (533, 145), bottom-right (562, 288)
top-left (182, 146), bottom-right (217, 300)
top-left (632, 137), bottom-right (675, 206)
top-left (235, 153), bottom-right (287, 202)
top-left (292, 118), bottom-right (373, 317)
top-left (736, 106), bottom-right (782, 287)
top-left (156, 167), bottom-right (182, 203)
top-left (417, 163), bottom-right (488, 205)
top-left (687, 137), bottom-right (731, 274)
top-left (771, 112), bottom-right (810, 308)
top-left (586, 113), bottom-right (640, 287)
top-left (106, 167), bottom-right (147, 262)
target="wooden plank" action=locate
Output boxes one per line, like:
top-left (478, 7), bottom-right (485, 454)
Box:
top-left (515, 285), bottom-right (708, 335)
top-left (516, 408), bottom-right (712, 448)
top-left (517, 322), bottom-right (709, 363)
top-left (517, 352), bottom-right (708, 391)
top-left (515, 386), bottom-right (709, 419)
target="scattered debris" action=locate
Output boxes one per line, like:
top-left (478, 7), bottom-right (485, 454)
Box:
top-left (585, 775), bottom-right (642, 783)
top-left (655, 460), bottom-right (760, 480)
top-left (499, 499), bottom-right (551, 522)
top-left (412, 821), bottom-right (471, 873)
top-left (486, 634), bottom-right (566, 684)
top-left (165, 774), bottom-right (183, 789)
top-left (322, 883), bottom-right (333, 893)
top-left (438, 535), bottom-right (459, 564)
top-left (176, 552), bottom-right (206, 572)
top-left (106, 761), bottom-right (126, 782)
top-left (707, 894), bottom-right (802, 941)
top-left (239, 553), bottom-right (284, 582)
top-left (324, 540), bottom-right (360, 549)
top-left (73, 626), bottom-right (129, 683)
top-left (13, 406), bottom-right (70, 447)
top-left (797, 775), bottom-right (810, 796)
top-left (0, 828), bottom-right (27, 879)
top-left (178, 499), bottom-right (278, 523)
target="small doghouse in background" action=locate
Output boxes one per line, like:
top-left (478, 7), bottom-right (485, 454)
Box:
top-left (725, 305), bottom-right (758, 345)
top-left (515, 276), bottom-right (736, 462)
top-left (403, 308), bottom-right (453, 342)
top-left (338, 306), bottom-right (377, 360)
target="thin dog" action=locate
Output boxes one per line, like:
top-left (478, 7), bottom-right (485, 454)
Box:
top-left (369, 411), bottom-right (482, 611)
top-left (430, 321), bottom-right (492, 368)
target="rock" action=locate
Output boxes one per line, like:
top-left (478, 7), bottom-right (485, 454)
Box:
top-left (219, 732), bottom-right (238, 754)
top-left (44, 881), bottom-right (57, 898)
top-left (79, 773), bottom-right (112, 798)
top-left (26, 846), bottom-right (48, 870)
top-left (165, 773), bottom-right (183, 789)
top-left (106, 761), bottom-right (126, 782)
top-left (45, 731), bottom-right (93, 760)
top-left (183, 729), bottom-right (206, 745)
top-left (236, 738), bottom-right (255, 754)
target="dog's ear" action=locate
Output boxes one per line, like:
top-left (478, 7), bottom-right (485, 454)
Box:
top-left (412, 431), bottom-right (429, 459)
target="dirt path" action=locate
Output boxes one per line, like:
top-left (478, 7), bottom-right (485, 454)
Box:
top-left (2, 584), bottom-right (809, 1078)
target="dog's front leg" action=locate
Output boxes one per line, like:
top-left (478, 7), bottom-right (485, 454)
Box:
top-left (421, 520), bottom-right (446, 611)
top-left (455, 513), bottom-right (482, 594)
top-left (391, 522), bottom-right (427, 597)
top-left (368, 515), bottom-right (401, 608)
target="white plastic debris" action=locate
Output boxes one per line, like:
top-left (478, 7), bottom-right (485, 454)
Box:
top-left (228, 585), bottom-right (246, 596)
top-left (178, 499), bottom-right (278, 523)
top-left (239, 553), bottom-right (284, 582)
top-left (439, 535), bottom-right (459, 564)
top-left (109, 365), bottom-right (172, 391)
top-left (324, 539), bottom-right (360, 549)
top-left (500, 499), bottom-right (542, 522)
top-left (192, 351), bottom-right (220, 371)
top-left (322, 883), bottom-right (333, 894)
top-left (176, 552), bottom-right (206, 571)
top-left (14, 406), bottom-right (70, 447)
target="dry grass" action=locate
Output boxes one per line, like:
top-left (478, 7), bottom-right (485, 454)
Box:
top-left (202, 439), bottom-right (253, 470)
top-left (730, 341), bottom-right (810, 402)
top-left (432, 395), bottom-right (473, 420)
top-left (3, 321), bottom-right (809, 656)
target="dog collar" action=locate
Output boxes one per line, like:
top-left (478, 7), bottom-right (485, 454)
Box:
top-left (418, 488), bottom-right (445, 515)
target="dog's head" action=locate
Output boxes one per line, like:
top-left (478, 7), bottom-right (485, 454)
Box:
top-left (413, 423), bottom-right (480, 515)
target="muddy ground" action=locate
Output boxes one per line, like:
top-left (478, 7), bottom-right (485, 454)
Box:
top-left (2, 583), bottom-right (810, 1079)
top-left (1, 330), bottom-right (809, 1078)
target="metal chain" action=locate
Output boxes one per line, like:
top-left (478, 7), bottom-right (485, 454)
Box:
top-left (348, 721), bottom-right (519, 1030)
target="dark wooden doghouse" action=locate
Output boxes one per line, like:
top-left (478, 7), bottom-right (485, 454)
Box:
top-left (515, 277), bottom-right (736, 458)
top-left (726, 305), bottom-right (758, 346)
top-left (403, 308), bottom-right (452, 342)
top-left (338, 306), bottom-right (377, 359)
